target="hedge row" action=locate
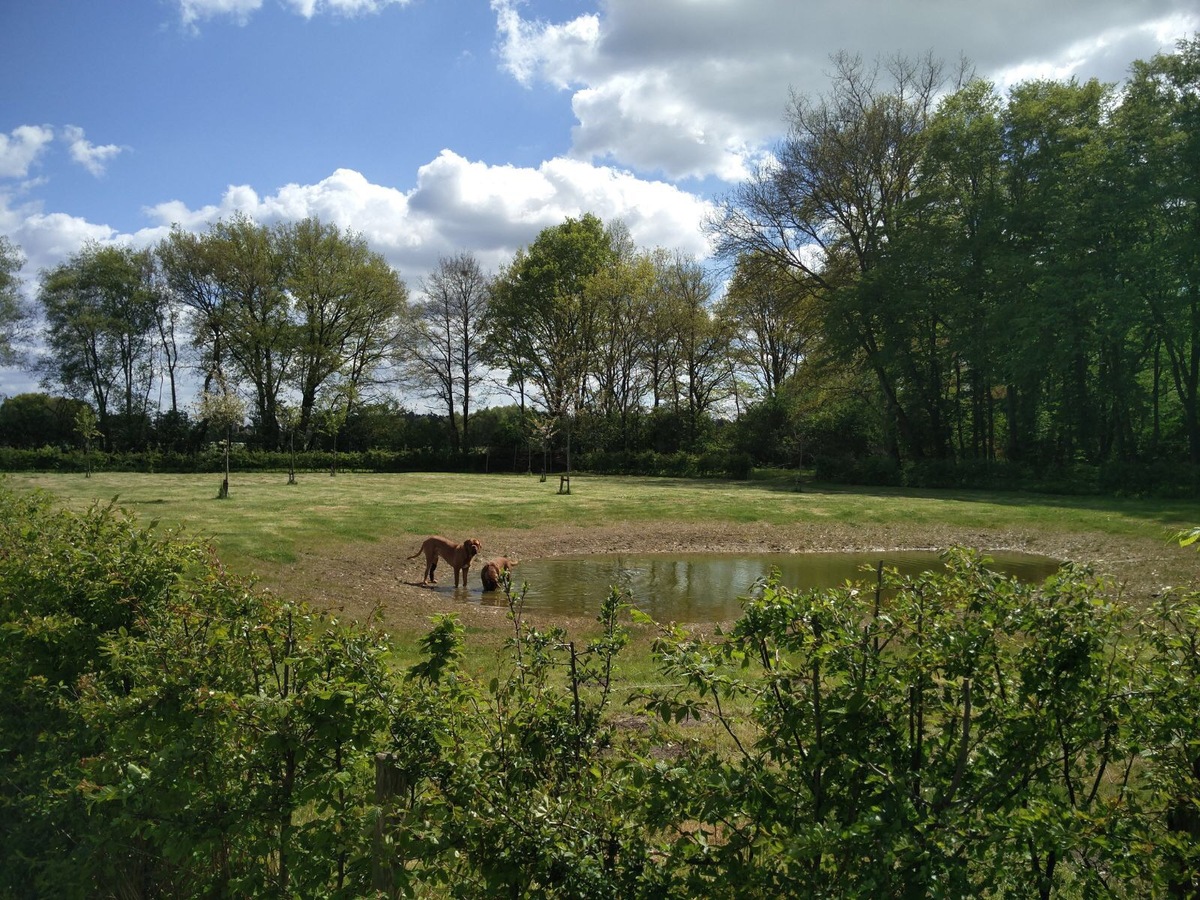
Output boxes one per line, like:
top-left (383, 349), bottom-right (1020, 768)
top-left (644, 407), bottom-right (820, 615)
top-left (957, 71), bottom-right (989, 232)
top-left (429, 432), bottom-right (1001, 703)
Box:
top-left (814, 455), bottom-right (1200, 498)
top-left (0, 446), bottom-right (756, 480)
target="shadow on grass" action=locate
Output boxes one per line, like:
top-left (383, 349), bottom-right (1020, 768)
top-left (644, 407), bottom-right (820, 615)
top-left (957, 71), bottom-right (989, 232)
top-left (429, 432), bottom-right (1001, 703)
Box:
top-left (746, 472), bottom-right (1200, 530)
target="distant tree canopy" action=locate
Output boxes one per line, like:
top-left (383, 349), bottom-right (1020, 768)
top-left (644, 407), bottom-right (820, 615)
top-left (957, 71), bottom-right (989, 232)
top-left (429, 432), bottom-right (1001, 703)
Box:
top-left (0, 392), bottom-right (90, 449)
top-left (157, 215), bottom-right (409, 452)
top-left (4, 39), bottom-right (1199, 479)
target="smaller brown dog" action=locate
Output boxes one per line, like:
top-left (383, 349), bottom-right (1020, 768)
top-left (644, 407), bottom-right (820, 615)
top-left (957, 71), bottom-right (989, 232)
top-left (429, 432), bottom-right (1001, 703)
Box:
top-left (480, 557), bottom-right (519, 591)
top-left (407, 536), bottom-right (481, 587)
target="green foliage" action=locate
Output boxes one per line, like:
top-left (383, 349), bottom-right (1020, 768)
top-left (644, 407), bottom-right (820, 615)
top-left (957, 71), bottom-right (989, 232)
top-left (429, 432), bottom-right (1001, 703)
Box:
top-left (0, 235), bottom-right (29, 367)
top-left (5, 479), bottom-right (1200, 896)
top-left (159, 215), bottom-right (408, 454)
top-left (0, 393), bottom-right (90, 450)
top-left (36, 242), bottom-right (161, 452)
top-left (0, 486), bottom-right (211, 893)
top-left (577, 448), bottom-right (752, 479)
top-left (0, 482), bottom-right (395, 896)
top-left (640, 551), bottom-right (1190, 896)
top-left (810, 455), bottom-right (1200, 498)
top-left (373, 580), bottom-right (660, 897)
top-left (486, 213), bottom-right (619, 422)
top-left (1138, 590), bottom-right (1200, 896)
top-left (711, 41), bottom-right (1200, 470)
top-left (814, 453), bottom-right (902, 486)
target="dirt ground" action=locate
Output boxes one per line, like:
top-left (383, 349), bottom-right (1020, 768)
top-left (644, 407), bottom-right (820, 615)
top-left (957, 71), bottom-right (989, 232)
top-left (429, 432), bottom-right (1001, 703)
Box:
top-left (258, 519), bottom-right (1199, 636)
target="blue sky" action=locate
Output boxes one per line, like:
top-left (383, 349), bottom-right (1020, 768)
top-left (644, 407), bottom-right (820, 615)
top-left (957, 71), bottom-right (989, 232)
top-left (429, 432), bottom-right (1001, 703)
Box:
top-left (2, 0), bottom-right (1196, 398)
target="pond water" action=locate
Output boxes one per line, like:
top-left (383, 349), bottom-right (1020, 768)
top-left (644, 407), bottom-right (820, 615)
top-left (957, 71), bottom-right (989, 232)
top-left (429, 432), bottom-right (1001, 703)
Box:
top-left (453, 550), bottom-right (1062, 623)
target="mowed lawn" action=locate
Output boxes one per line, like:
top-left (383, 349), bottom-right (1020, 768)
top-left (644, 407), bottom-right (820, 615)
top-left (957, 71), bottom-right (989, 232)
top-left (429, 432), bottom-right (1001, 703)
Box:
top-left (4, 469), bottom-right (1197, 577)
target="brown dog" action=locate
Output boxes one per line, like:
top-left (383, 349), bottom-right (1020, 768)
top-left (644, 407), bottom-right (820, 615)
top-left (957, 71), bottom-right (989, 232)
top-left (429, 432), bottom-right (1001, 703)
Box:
top-left (480, 557), bottom-right (518, 591)
top-left (407, 536), bottom-right (481, 587)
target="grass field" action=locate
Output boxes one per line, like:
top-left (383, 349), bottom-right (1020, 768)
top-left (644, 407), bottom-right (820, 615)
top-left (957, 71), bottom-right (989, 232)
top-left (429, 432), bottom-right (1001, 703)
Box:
top-left (5, 468), bottom-right (1197, 583)
top-left (5, 468), bottom-right (1199, 720)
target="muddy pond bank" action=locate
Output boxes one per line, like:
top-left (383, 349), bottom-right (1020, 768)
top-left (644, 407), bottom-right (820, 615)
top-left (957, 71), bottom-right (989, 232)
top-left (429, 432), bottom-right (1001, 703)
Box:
top-left (254, 519), bottom-right (1199, 637)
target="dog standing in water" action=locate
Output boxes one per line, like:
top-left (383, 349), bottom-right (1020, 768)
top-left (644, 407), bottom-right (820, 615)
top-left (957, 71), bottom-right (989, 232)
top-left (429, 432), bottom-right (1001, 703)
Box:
top-left (407, 536), bottom-right (481, 587)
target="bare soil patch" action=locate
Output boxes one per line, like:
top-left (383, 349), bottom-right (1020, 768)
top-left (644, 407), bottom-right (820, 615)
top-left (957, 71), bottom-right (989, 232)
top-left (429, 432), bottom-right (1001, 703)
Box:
top-left (255, 519), bottom-right (1197, 636)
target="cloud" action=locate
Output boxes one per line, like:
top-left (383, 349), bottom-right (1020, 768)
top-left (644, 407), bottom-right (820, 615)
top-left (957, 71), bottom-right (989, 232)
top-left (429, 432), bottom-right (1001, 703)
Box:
top-left (175, 0), bottom-right (409, 25)
top-left (178, 0), bottom-right (263, 27)
top-left (283, 0), bottom-right (412, 17)
top-left (491, 0), bottom-right (1199, 182)
top-left (0, 126), bottom-right (55, 179)
top-left (134, 152), bottom-right (714, 282)
top-left (62, 126), bottom-right (125, 177)
top-left (492, 0), bottom-right (601, 88)
top-left (14, 211), bottom-right (120, 267)
top-left (0, 190), bottom-right (167, 286)
top-left (990, 13), bottom-right (1200, 89)
top-left (408, 150), bottom-right (714, 267)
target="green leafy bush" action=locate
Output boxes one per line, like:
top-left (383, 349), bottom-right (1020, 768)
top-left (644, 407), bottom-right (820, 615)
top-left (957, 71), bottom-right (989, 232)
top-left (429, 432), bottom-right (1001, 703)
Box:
top-left (0, 484), bottom-right (396, 896)
top-left (576, 448), bottom-right (752, 479)
top-left (641, 551), bottom-right (1198, 896)
top-left (4, 480), bottom-right (1200, 897)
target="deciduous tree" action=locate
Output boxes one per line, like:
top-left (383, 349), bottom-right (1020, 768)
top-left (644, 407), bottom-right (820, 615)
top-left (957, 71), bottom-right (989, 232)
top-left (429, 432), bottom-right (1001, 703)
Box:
top-left (999, 77), bottom-right (1119, 465)
top-left (400, 252), bottom-right (489, 454)
top-left (666, 254), bottom-right (730, 448)
top-left (159, 215), bottom-right (291, 450)
top-left (1117, 37), bottom-right (1200, 462)
top-left (36, 243), bottom-right (160, 449)
top-left (710, 51), bottom-right (951, 461)
top-left (584, 226), bottom-right (655, 449)
top-left (719, 252), bottom-right (818, 401)
top-left (281, 217), bottom-right (409, 444)
top-left (485, 213), bottom-right (618, 427)
top-left (0, 236), bottom-right (30, 367)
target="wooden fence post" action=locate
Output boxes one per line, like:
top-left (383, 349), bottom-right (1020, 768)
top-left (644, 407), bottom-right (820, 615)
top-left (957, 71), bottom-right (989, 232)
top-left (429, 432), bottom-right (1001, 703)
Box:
top-left (372, 751), bottom-right (408, 895)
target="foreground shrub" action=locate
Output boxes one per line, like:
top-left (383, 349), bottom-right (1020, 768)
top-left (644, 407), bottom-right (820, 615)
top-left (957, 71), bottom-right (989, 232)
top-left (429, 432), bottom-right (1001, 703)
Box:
top-left (3, 479), bottom-right (1200, 897)
top-left (642, 551), bottom-right (1199, 897)
top-left (372, 585), bottom-right (664, 897)
top-left (0, 484), bottom-right (396, 897)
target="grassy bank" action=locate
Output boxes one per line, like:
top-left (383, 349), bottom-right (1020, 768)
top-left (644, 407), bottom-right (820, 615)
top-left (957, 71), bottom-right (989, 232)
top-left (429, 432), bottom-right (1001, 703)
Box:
top-left (5, 470), bottom-right (1196, 571)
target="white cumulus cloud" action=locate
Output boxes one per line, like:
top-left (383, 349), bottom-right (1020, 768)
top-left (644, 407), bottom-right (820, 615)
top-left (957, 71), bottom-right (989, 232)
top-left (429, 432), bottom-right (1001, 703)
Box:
top-left (178, 0), bottom-right (263, 27)
top-left (63, 126), bottom-right (125, 177)
top-left (283, 0), bottom-right (411, 17)
top-left (140, 153), bottom-right (712, 282)
top-left (491, 0), bottom-right (1199, 183)
top-left (175, 0), bottom-right (409, 25)
top-left (492, 0), bottom-right (600, 88)
top-left (0, 126), bottom-right (55, 179)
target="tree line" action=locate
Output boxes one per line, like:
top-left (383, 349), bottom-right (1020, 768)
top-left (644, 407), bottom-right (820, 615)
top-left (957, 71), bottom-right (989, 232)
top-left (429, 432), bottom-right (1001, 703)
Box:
top-left (713, 40), bottom-right (1200, 470)
top-left (1, 38), bottom-right (1197, 483)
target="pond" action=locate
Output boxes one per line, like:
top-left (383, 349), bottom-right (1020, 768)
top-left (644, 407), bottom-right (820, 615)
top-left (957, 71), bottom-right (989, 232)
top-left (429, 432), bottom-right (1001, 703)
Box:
top-left (452, 550), bottom-right (1062, 623)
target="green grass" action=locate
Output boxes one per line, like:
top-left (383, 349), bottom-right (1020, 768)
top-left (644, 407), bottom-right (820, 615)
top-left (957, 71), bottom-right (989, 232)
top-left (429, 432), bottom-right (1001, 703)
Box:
top-left (5, 468), bottom-right (1197, 744)
top-left (4, 469), bottom-right (1196, 575)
